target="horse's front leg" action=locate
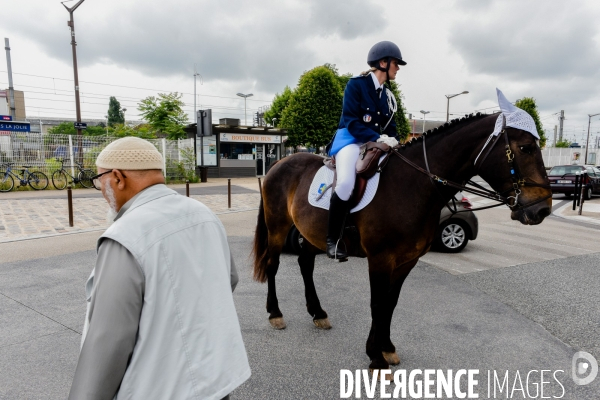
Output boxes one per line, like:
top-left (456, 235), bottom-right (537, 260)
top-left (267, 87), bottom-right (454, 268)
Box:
top-left (380, 261), bottom-right (416, 366)
top-left (298, 250), bottom-right (331, 329)
top-left (365, 259), bottom-right (416, 371)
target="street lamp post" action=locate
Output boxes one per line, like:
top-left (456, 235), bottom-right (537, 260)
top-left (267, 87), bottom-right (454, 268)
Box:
top-left (62, 0), bottom-right (86, 164)
top-left (585, 113), bottom-right (600, 164)
top-left (236, 93), bottom-right (253, 125)
top-left (122, 108), bottom-right (127, 127)
top-left (419, 110), bottom-right (430, 134)
top-left (445, 91), bottom-right (469, 122)
top-left (104, 114), bottom-right (108, 135)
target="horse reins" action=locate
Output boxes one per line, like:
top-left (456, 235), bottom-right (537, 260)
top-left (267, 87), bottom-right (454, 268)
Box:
top-left (390, 116), bottom-right (552, 214)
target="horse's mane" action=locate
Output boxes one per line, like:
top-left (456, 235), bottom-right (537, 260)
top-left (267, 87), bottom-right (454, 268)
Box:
top-left (400, 112), bottom-right (494, 150)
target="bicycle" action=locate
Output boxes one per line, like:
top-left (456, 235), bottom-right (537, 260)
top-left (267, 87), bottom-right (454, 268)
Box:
top-left (51, 158), bottom-right (95, 190)
top-left (0, 163), bottom-right (49, 192)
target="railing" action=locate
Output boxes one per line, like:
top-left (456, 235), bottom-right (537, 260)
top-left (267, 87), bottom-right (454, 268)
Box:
top-left (0, 132), bottom-right (195, 182)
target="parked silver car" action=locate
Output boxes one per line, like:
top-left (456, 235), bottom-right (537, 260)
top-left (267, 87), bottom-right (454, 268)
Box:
top-left (286, 194), bottom-right (479, 254)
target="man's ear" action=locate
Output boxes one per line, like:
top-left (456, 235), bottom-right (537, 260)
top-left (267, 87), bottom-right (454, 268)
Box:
top-left (113, 170), bottom-right (126, 190)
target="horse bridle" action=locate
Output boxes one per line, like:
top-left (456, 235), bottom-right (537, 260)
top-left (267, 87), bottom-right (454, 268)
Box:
top-left (389, 116), bottom-right (552, 214)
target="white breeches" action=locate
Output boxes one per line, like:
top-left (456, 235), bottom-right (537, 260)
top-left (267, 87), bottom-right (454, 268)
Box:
top-left (334, 143), bottom-right (362, 201)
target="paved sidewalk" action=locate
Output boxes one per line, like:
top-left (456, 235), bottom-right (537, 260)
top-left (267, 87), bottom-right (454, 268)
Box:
top-left (552, 196), bottom-right (600, 226)
top-left (0, 178), bottom-right (261, 243)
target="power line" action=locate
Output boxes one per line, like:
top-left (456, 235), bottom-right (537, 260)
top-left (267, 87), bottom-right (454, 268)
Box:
top-left (0, 70), bottom-right (272, 103)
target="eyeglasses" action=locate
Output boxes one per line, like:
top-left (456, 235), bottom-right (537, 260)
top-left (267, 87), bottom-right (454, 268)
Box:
top-left (91, 170), bottom-right (127, 190)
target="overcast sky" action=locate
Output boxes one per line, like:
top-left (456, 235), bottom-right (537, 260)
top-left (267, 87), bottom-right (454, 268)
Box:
top-left (2, 0), bottom-right (600, 145)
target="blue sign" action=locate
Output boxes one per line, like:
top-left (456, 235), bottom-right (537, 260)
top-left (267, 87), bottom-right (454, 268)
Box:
top-left (1, 115), bottom-right (12, 121)
top-left (0, 122), bottom-right (30, 132)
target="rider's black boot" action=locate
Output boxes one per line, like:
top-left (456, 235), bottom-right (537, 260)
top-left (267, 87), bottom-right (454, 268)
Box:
top-left (326, 192), bottom-right (350, 261)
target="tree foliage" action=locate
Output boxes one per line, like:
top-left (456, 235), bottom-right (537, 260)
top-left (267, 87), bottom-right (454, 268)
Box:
top-left (107, 96), bottom-right (124, 127)
top-left (515, 97), bottom-right (546, 148)
top-left (264, 86), bottom-right (292, 127)
top-left (48, 122), bottom-right (107, 136)
top-left (138, 92), bottom-right (188, 140)
top-left (386, 80), bottom-right (411, 142)
top-left (280, 66), bottom-right (343, 150)
top-left (271, 63), bottom-right (411, 150)
top-left (555, 138), bottom-right (571, 148)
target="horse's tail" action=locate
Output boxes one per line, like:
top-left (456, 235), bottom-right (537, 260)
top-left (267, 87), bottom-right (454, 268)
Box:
top-left (252, 197), bottom-right (269, 283)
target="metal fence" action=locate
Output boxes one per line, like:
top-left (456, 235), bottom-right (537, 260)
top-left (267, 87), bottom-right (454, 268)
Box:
top-left (541, 147), bottom-right (597, 168)
top-left (0, 133), bottom-right (196, 183)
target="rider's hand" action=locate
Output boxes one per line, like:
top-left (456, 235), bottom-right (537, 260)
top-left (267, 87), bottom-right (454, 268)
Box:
top-left (376, 134), bottom-right (399, 147)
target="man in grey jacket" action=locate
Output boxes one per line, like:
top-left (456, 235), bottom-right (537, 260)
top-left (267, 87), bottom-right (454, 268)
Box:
top-left (69, 137), bottom-right (250, 400)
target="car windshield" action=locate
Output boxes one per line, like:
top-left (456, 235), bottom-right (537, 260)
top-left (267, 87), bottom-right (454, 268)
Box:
top-left (548, 166), bottom-right (583, 175)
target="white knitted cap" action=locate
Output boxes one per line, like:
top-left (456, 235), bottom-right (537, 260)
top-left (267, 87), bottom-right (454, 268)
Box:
top-left (96, 137), bottom-right (163, 170)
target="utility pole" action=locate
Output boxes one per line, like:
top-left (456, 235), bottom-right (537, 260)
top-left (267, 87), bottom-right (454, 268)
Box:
top-left (558, 110), bottom-right (565, 142)
top-left (62, 0), bottom-right (86, 164)
top-left (553, 125), bottom-right (557, 146)
top-left (194, 65), bottom-right (203, 168)
top-left (585, 113), bottom-right (600, 165)
top-left (4, 38), bottom-right (16, 120)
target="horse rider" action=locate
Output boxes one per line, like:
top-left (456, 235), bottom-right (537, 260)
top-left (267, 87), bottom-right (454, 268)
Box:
top-left (326, 40), bottom-right (406, 260)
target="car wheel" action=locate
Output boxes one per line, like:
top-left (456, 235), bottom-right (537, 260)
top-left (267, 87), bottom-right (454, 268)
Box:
top-left (286, 225), bottom-right (304, 254)
top-left (584, 187), bottom-right (592, 200)
top-left (436, 220), bottom-right (469, 253)
top-left (564, 193), bottom-right (572, 198)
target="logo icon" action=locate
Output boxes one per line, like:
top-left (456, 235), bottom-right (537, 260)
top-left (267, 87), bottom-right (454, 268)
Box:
top-left (318, 183), bottom-right (327, 195)
top-left (363, 114), bottom-right (372, 123)
top-left (572, 351), bottom-right (598, 385)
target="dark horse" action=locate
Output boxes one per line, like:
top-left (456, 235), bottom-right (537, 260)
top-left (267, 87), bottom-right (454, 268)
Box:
top-left (252, 113), bottom-right (551, 371)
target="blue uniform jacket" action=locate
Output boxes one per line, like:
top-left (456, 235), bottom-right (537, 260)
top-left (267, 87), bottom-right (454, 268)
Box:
top-left (328, 74), bottom-right (397, 156)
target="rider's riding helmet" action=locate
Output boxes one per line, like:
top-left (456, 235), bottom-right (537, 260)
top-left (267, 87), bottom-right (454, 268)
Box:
top-left (367, 41), bottom-right (407, 68)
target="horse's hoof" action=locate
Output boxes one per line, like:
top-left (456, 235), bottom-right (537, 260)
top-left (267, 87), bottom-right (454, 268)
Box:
top-left (313, 317), bottom-right (332, 329)
top-left (369, 369), bottom-right (393, 381)
top-left (269, 317), bottom-right (287, 330)
top-left (382, 351), bottom-right (400, 365)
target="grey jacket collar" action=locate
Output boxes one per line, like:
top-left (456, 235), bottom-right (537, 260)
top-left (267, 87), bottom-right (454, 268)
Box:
top-left (114, 184), bottom-right (177, 222)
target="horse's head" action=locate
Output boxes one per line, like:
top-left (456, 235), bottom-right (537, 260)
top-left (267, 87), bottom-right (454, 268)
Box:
top-left (477, 127), bottom-right (552, 225)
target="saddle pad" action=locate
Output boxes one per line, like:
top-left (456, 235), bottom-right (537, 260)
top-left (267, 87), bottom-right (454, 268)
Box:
top-left (308, 164), bottom-right (381, 213)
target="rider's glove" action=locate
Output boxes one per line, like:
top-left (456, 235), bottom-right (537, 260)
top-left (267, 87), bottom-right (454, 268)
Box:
top-left (376, 134), bottom-right (399, 147)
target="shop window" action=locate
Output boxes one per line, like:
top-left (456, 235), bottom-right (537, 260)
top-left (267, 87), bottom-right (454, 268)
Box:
top-left (220, 143), bottom-right (255, 160)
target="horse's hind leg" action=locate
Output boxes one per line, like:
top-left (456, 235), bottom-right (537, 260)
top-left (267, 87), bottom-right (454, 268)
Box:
top-left (298, 250), bottom-right (331, 329)
top-left (266, 253), bottom-right (287, 330)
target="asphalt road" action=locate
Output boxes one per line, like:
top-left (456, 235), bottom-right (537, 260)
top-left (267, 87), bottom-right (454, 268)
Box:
top-left (1, 207), bottom-right (599, 399)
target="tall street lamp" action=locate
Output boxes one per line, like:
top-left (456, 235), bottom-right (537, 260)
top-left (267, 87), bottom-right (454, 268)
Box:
top-left (419, 110), bottom-right (430, 134)
top-left (104, 114), bottom-right (108, 135)
top-left (62, 0), bottom-right (86, 164)
top-left (445, 91), bottom-right (469, 122)
top-left (585, 113), bottom-right (600, 164)
top-left (236, 93), bottom-right (253, 125)
top-left (122, 108), bottom-right (127, 127)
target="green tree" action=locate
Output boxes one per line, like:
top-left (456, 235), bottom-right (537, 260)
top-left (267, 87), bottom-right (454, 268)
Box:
top-left (107, 96), bottom-right (125, 126)
top-left (138, 92), bottom-right (188, 140)
top-left (515, 97), bottom-right (547, 148)
top-left (264, 86), bottom-right (293, 127)
top-left (555, 138), bottom-right (571, 148)
top-left (48, 122), bottom-right (107, 136)
top-left (386, 80), bottom-right (411, 142)
top-left (280, 66), bottom-right (343, 150)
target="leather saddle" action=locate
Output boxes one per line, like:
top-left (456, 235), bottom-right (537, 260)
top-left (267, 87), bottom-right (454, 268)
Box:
top-left (323, 142), bottom-right (391, 208)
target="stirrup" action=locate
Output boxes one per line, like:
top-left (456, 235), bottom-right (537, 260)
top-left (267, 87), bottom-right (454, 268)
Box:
top-left (327, 239), bottom-right (348, 262)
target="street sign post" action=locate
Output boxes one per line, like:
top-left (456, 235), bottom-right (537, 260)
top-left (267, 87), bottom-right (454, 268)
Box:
top-left (74, 122), bottom-right (87, 129)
